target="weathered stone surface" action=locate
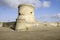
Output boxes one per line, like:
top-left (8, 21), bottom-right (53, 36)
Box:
top-left (16, 4), bottom-right (36, 31)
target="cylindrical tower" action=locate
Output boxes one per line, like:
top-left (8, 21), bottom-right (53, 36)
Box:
top-left (15, 4), bottom-right (35, 31)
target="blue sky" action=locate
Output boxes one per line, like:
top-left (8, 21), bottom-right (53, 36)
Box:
top-left (0, 0), bottom-right (60, 22)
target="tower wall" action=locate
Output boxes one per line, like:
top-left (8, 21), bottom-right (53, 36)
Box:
top-left (15, 4), bottom-right (35, 31)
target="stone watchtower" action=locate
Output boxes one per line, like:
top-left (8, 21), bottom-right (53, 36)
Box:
top-left (15, 4), bottom-right (35, 31)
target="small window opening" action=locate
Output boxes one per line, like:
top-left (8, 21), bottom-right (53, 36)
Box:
top-left (30, 12), bottom-right (32, 14)
top-left (19, 13), bottom-right (21, 15)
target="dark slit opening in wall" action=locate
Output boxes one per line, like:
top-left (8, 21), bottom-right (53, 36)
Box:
top-left (30, 12), bottom-right (32, 14)
top-left (19, 13), bottom-right (21, 15)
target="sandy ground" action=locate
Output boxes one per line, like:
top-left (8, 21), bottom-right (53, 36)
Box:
top-left (0, 27), bottom-right (60, 40)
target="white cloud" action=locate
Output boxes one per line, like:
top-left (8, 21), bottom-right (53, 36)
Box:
top-left (40, 13), bottom-right (60, 19)
top-left (49, 13), bottom-right (60, 19)
top-left (56, 13), bottom-right (60, 16)
top-left (0, 0), bottom-right (41, 9)
top-left (51, 13), bottom-right (60, 17)
top-left (0, 0), bottom-right (51, 9)
top-left (42, 1), bottom-right (51, 8)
